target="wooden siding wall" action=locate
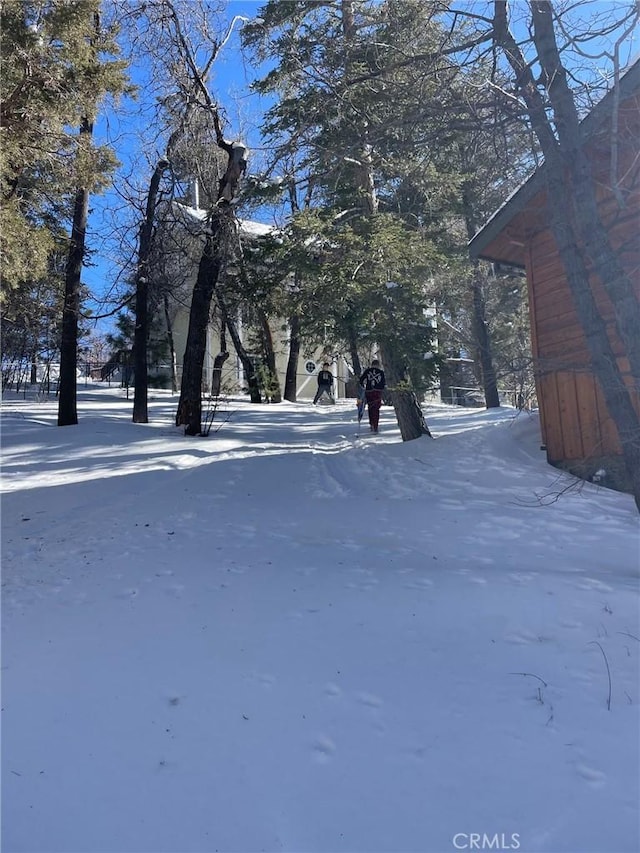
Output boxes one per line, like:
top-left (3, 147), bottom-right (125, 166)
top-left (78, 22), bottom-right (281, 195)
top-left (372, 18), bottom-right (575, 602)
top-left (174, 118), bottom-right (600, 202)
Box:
top-left (533, 370), bottom-right (623, 463)
top-left (474, 83), bottom-right (640, 473)
top-left (523, 87), bottom-right (640, 466)
top-left (525, 140), bottom-right (639, 465)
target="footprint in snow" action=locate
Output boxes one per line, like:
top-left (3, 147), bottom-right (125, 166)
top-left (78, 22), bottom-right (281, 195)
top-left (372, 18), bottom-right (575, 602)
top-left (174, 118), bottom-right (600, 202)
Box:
top-left (116, 588), bottom-right (139, 600)
top-left (163, 584), bottom-right (185, 598)
top-left (508, 572), bottom-right (537, 584)
top-left (406, 745), bottom-right (429, 761)
top-left (504, 629), bottom-right (552, 645)
top-left (575, 764), bottom-right (606, 788)
top-left (246, 672), bottom-right (276, 688)
top-left (355, 691), bottom-right (383, 708)
top-left (440, 500), bottom-right (466, 511)
top-left (404, 577), bottom-right (433, 590)
top-left (575, 578), bottom-right (614, 592)
top-left (346, 579), bottom-right (378, 592)
top-left (296, 566), bottom-right (318, 577)
top-left (312, 736), bottom-right (336, 764)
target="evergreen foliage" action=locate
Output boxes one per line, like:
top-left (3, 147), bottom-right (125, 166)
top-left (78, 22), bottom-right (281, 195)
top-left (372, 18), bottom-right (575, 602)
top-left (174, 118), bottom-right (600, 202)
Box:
top-left (0, 0), bottom-right (128, 292)
top-left (241, 0), bottom-right (534, 418)
top-left (243, 2), bottom-right (453, 397)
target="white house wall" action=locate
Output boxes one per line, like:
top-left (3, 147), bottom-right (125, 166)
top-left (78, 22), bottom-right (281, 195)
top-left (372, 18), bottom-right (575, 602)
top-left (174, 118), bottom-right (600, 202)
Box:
top-left (156, 300), bottom-right (351, 399)
top-left (150, 204), bottom-right (352, 399)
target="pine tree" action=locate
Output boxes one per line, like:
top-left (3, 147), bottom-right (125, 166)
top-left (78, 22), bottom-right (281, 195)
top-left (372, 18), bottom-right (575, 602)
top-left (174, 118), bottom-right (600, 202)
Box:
top-left (244, 0), bottom-right (469, 438)
top-left (1, 1), bottom-right (127, 293)
top-left (57, 5), bottom-right (129, 426)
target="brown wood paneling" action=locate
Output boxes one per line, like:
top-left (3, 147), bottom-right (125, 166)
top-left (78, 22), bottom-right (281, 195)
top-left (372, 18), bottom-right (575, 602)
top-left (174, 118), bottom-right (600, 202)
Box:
top-left (533, 283), bottom-right (621, 325)
top-left (538, 321), bottom-right (628, 361)
top-left (536, 334), bottom-right (591, 365)
top-left (597, 195), bottom-right (640, 228)
top-left (526, 242), bottom-right (551, 454)
top-left (535, 311), bottom-right (578, 336)
top-left (556, 371), bottom-right (584, 459)
top-left (574, 372), bottom-right (604, 459)
top-left (534, 290), bottom-right (577, 322)
top-left (528, 265), bottom-right (565, 297)
top-left (525, 245), bottom-right (541, 360)
top-left (537, 373), bottom-right (564, 460)
top-left (617, 357), bottom-right (640, 422)
top-left (593, 379), bottom-right (623, 455)
top-left (536, 319), bottom-right (586, 347)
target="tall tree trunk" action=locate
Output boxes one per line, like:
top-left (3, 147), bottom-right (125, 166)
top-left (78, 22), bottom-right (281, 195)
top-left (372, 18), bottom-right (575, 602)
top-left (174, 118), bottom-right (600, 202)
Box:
top-left (214, 285), bottom-right (261, 404)
top-left (176, 225), bottom-right (223, 434)
top-left (381, 345), bottom-right (431, 440)
top-left (165, 1), bottom-right (250, 431)
top-left (284, 312), bottom-right (301, 402)
top-left (462, 186), bottom-right (500, 408)
top-left (163, 292), bottom-right (178, 393)
top-left (257, 308), bottom-right (282, 403)
top-left (133, 158), bottom-right (169, 423)
top-left (341, 0), bottom-right (355, 36)
top-left (494, 0), bottom-right (640, 510)
top-left (347, 326), bottom-right (362, 378)
top-left (211, 322), bottom-right (228, 398)
top-left (175, 126), bottom-right (250, 433)
top-left (58, 117), bottom-right (92, 427)
top-left (132, 276), bottom-right (149, 421)
top-left (393, 388), bottom-right (432, 441)
top-left (211, 353), bottom-right (229, 397)
top-left (470, 262), bottom-right (500, 408)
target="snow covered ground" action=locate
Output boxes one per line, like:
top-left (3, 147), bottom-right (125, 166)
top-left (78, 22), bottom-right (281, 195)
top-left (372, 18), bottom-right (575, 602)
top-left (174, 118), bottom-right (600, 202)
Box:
top-left (2, 387), bottom-right (638, 853)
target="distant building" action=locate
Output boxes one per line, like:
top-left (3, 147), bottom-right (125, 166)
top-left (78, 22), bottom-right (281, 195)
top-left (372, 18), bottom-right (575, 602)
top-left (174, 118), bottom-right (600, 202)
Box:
top-left (149, 203), bottom-right (351, 400)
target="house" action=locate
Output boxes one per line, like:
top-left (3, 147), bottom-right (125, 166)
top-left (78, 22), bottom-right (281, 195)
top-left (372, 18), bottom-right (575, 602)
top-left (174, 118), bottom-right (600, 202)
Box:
top-left (150, 203), bottom-right (353, 400)
top-left (468, 60), bottom-right (640, 489)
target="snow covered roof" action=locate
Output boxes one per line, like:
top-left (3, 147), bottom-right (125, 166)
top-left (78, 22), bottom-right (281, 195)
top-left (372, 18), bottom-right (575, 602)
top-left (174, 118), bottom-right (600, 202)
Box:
top-left (239, 219), bottom-right (275, 238)
top-left (174, 202), bottom-right (275, 239)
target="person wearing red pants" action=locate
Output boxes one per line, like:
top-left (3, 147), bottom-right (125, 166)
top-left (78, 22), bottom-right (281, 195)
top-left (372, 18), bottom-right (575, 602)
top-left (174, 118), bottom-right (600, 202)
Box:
top-left (359, 359), bottom-right (386, 433)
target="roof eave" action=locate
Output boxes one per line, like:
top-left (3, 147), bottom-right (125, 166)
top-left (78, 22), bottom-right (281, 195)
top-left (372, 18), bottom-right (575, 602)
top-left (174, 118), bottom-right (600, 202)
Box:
top-left (468, 58), bottom-right (640, 263)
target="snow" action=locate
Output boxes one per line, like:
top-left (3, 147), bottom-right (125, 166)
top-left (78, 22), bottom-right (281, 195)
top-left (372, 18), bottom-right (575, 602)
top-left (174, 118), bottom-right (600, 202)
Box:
top-left (175, 202), bottom-right (274, 238)
top-left (2, 387), bottom-right (639, 853)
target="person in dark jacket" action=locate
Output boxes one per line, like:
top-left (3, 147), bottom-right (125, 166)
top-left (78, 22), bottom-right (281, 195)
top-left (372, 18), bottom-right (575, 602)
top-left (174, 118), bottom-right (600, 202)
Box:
top-left (313, 362), bottom-right (335, 404)
top-left (359, 359), bottom-right (386, 432)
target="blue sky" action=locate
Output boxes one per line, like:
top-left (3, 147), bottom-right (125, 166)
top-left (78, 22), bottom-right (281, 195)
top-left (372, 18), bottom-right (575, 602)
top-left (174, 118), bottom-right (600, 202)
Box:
top-left (85, 0), bottom-right (268, 336)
